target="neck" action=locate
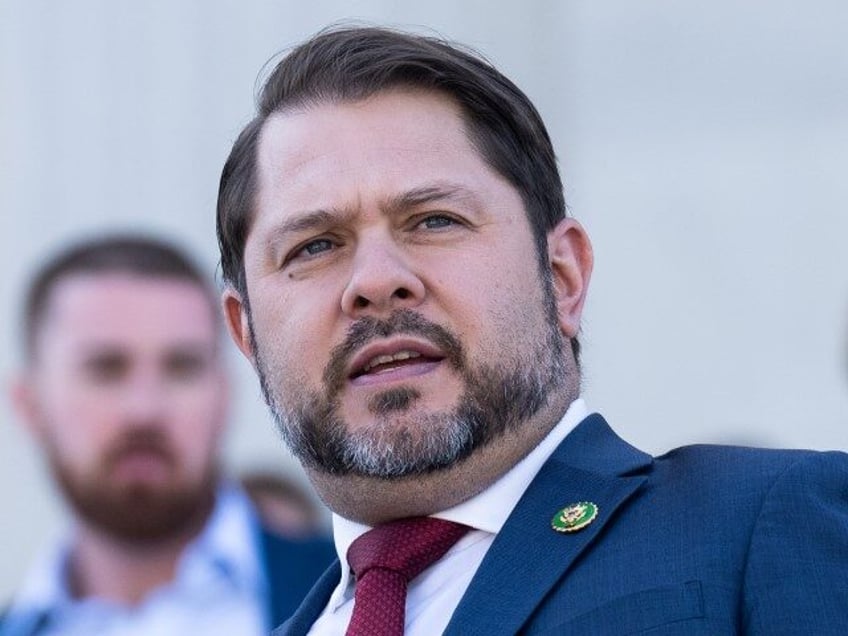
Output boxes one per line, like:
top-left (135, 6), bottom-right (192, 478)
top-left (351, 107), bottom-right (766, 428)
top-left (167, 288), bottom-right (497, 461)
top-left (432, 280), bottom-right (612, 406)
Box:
top-left (67, 514), bottom-right (208, 605)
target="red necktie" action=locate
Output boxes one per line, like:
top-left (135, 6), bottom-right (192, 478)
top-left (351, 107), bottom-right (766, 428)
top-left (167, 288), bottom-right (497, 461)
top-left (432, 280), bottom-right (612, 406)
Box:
top-left (345, 517), bottom-right (470, 636)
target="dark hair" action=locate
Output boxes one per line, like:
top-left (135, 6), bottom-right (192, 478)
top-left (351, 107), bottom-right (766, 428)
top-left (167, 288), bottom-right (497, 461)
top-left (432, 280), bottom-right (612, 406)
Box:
top-left (23, 234), bottom-right (216, 358)
top-left (216, 25), bottom-right (576, 356)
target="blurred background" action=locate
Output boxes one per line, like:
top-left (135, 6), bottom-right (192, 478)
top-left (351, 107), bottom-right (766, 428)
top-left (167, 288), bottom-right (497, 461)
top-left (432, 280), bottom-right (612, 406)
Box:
top-left (1, 0), bottom-right (846, 596)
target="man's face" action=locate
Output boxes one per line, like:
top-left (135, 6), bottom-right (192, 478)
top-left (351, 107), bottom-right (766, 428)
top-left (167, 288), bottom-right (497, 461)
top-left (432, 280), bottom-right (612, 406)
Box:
top-left (19, 274), bottom-right (227, 543)
top-left (226, 89), bottom-right (590, 509)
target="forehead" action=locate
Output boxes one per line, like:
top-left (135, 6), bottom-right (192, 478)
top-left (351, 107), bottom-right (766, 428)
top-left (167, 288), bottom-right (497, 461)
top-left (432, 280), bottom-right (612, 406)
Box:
top-left (36, 273), bottom-right (218, 354)
top-left (262, 88), bottom-right (470, 154)
top-left (253, 89), bottom-right (493, 213)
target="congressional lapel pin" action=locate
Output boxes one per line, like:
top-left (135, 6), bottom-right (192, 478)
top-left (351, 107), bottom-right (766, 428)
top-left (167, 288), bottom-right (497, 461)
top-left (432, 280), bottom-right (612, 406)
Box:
top-left (551, 501), bottom-right (598, 533)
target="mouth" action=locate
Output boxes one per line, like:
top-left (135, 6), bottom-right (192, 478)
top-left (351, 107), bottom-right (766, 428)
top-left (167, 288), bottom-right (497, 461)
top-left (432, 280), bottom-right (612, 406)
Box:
top-left (348, 339), bottom-right (446, 384)
top-left (106, 442), bottom-right (175, 483)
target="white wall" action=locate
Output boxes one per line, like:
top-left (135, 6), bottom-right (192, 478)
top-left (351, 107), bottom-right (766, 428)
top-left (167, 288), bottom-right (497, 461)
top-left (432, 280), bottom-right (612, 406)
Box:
top-left (2, 0), bottom-right (846, 597)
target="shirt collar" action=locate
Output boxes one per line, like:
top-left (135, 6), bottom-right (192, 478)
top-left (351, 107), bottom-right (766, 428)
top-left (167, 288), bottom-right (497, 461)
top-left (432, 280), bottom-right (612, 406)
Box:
top-left (329, 399), bottom-right (590, 604)
top-left (435, 398), bottom-right (590, 532)
top-left (8, 530), bottom-right (74, 618)
top-left (176, 483), bottom-right (265, 595)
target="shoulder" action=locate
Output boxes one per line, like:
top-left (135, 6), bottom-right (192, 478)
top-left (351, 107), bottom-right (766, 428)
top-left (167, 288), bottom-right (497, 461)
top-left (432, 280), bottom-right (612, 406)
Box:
top-left (654, 442), bottom-right (847, 487)
top-left (727, 449), bottom-right (848, 631)
top-left (644, 444), bottom-right (848, 533)
top-left (0, 531), bottom-right (71, 636)
top-left (625, 442), bottom-right (848, 631)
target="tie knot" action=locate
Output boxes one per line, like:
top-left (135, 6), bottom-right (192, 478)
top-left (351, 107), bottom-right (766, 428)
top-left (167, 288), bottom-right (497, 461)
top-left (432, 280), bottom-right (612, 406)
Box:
top-left (347, 517), bottom-right (469, 583)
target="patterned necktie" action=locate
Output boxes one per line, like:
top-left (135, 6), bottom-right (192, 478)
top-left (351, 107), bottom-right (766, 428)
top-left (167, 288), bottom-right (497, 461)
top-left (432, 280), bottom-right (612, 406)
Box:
top-left (345, 517), bottom-right (470, 636)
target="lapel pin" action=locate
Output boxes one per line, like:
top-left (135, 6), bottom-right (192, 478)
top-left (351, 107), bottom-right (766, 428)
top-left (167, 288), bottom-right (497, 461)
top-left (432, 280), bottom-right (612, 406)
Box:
top-left (551, 501), bottom-right (598, 533)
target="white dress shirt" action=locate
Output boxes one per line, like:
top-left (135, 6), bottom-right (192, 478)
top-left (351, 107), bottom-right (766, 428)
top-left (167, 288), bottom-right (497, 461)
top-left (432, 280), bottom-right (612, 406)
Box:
top-left (308, 398), bottom-right (591, 636)
top-left (2, 485), bottom-right (269, 636)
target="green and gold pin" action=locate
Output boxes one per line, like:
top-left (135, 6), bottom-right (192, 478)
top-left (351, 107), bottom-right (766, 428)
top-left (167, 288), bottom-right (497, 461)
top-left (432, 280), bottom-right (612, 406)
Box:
top-left (551, 501), bottom-right (598, 533)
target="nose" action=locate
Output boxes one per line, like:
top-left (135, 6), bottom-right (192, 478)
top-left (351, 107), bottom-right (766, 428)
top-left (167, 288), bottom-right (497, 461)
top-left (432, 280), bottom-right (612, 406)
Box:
top-left (120, 369), bottom-right (168, 425)
top-left (340, 234), bottom-right (426, 317)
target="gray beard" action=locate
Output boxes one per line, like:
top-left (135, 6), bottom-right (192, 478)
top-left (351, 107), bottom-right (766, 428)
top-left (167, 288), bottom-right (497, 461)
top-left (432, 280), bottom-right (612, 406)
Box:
top-left (251, 304), bottom-right (567, 479)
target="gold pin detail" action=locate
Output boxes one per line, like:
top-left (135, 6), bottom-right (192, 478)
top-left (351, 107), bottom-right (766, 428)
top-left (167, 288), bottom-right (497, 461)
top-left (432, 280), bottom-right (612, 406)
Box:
top-left (551, 501), bottom-right (598, 533)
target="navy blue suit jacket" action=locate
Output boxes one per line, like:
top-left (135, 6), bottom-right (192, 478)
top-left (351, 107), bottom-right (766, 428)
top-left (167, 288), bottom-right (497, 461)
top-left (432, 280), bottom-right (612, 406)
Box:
top-left (274, 414), bottom-right (848, 635)
top-left (260, 529), bottom-right (336, 628)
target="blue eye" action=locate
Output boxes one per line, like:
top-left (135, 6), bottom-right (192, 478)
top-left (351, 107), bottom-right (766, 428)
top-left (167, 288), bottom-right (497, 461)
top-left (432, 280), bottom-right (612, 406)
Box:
top-left (419, 215), bottom-right (456, 229)
top-left (283, 235), bottom-right (341, 268)
top-left (302, 238), bottom-right (334, 255)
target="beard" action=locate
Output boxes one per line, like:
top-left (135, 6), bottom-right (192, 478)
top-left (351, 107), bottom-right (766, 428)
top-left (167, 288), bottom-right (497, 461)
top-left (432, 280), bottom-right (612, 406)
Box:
top-left (46, 428), bottom-right (217, 544)
top-left (249, 277), bottom-right (568, 479)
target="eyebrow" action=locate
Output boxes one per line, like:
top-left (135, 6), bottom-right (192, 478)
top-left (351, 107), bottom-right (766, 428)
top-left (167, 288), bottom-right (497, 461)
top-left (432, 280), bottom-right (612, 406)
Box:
top-left (266, 181), bottom-right (481, 245)
top-left (269, 208), bottom-right (352, 239)
top-left (382, 181), bottom-right (480, 215)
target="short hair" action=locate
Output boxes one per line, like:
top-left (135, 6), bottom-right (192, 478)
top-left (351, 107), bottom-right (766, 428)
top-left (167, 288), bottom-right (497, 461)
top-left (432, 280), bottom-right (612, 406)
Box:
top-left (216, 26), bottom-right (575, 356)
top-left (23, 234), bottom-right (216, 359)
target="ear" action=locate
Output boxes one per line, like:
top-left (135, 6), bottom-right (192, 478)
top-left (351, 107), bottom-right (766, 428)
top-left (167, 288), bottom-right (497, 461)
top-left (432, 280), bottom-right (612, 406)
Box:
top-left (547, 218), bottom-right (593, 339)
top-left (222, 287), bottom-right (255, 363)
top-left (9, 372), bottom-right (47, 443)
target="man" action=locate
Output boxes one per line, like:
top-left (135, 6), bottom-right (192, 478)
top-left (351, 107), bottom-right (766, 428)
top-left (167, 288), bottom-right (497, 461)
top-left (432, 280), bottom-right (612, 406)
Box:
top-left (217, 27), bottom-right (848, 634)
top-left (1, 236), bottom-right (334, 636)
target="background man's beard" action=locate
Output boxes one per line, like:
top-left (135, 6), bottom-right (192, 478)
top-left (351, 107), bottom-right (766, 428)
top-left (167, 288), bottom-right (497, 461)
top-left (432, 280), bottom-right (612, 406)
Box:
top-left (47, 434), bottom-right (217, 544)
top-left (252, 302), bottom-right (568, 479)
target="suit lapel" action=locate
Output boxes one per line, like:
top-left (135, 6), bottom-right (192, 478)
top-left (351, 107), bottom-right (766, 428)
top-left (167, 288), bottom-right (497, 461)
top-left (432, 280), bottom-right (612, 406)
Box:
top-left (271, 560), bottom-right (341, 636)
top-left (444, 414), bottom-right (652, 635)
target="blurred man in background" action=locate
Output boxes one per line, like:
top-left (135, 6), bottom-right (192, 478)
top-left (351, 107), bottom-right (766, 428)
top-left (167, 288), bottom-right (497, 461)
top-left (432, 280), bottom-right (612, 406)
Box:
top-left (0, 235), bottom-right (333, 636)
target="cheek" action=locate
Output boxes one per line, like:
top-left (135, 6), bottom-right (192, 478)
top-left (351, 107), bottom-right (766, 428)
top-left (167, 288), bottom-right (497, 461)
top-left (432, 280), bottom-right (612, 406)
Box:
top-left (435, 259), bottom-right (546, 353)
top-left (251, 286), bottom-right (340, 374)
top-left (169, 383), bottom-right (225, 435)
top-left (426, 256), bottom-right (506, 325)
top-left (38, 382), bottom-right (115, 450)
top-left (176, 436), bottom-right (219, 473)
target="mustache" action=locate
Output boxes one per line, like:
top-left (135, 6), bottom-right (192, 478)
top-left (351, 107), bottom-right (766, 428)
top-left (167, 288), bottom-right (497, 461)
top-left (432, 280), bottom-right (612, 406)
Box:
top-left (102, 428), bottom-right (176, 469)
top-left (323, 310), bottom-right (466, 394)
